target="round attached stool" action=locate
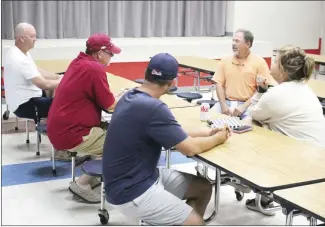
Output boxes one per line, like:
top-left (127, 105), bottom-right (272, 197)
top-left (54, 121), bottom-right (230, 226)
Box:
top-left (167, 86), bottom-right (178, 94)
top-left (197, 99), bottom-right (218, 108)
top-left (134, 78), bottom-right (145, 84)
top-left (81, 160), bottom-right (109, 225)
top-left (177, 92), bottom-right (202, 103)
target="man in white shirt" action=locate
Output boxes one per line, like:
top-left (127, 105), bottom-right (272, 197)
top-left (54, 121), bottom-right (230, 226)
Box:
top-left (3, 22), bottom-right (61, 120)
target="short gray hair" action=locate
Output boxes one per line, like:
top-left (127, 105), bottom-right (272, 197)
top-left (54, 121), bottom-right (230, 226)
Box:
top-left (14, 23), bottom-right (34, 38)
top-left (235, 29), bottom-right (254, 48)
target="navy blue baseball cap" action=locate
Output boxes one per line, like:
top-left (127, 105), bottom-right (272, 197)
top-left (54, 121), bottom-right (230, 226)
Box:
top-left (147, 53), bottom-right (179, 80)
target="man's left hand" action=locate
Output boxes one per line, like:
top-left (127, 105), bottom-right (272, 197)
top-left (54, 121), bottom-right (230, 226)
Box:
top-left (209, 127), bottom-right (222, 136)
top-left (209, 124), bottom-right (232, 137)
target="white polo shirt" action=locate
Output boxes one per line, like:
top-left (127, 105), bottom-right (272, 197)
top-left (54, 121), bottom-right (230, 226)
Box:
top-left (3, 46), bottom-right (42, 112)
top-left (250, 81), bottom-right (325, 148)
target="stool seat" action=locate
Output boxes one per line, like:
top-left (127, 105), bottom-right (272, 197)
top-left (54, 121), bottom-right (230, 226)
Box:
top-left (35, 123), bottom-right (47, 134)
top-left (201, 75), bottom-right (213, 81)
top-left (197, 100), bottom-right (218, 108)
top-left (168, 86), bottom-right (178, 94)
top-left (134, 79), bottom-right (145, 84)
top-left (177, 92), bottom-right (202, 103)
top-left (81, 160), bottom-right (102, 177)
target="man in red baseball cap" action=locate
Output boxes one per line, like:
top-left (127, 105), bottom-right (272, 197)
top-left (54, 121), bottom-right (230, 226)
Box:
top-left (47, 33), bottom-right (124, 203)
top-left (86, 33), bottom-right (121, 59)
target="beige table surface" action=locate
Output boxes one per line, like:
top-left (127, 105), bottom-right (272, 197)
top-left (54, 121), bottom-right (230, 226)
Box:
top-left (175, 56), bottom-right (219, 74)
top-left (107, 73), bottom-right (196, 109)
top-left (307, 79), bottom-right (325, 99)
top-left (176, 56), bottom-right (325, 99)
top-left (35, 58), bottom-right (325, 99)
top-left (274, 182), bottom-right (325, 222)
top-left (34, 58), bottom-right (196, 109)
top-left (35, 57), bottom-right (219, 74)
top-left (171, 106), bottom-right (325, 191)
top-left (308, 54), bottom-right (325, 64)
top-left (35, 59), bottom-right (72, 73)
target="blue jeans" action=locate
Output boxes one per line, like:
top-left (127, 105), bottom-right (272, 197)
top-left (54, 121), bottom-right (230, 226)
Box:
top-left (214, 100), bottom-right (249, 120)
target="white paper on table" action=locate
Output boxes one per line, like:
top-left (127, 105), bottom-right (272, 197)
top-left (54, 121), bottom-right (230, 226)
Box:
top-left (101, 111), bottom-right (112, 123)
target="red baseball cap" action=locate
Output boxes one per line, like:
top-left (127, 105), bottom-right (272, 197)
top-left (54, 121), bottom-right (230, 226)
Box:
top-left (86, 33), bottom-right (121, 54)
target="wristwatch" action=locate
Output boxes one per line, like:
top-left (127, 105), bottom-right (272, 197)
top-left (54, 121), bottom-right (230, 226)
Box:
top-left (257, 85), bottom-right (273, 93)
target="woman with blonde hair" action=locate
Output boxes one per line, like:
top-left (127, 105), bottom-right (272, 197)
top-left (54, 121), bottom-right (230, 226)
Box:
top-left (251, 45), bottom-right (325, 148)
top-left (246, 45), bottom-right (325, 214)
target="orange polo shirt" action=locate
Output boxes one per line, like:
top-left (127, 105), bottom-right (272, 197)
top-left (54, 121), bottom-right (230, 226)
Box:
top-left (213, 53), bottom-right (274, 101)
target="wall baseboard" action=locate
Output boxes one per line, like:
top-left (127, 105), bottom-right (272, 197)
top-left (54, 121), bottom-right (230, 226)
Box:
top-left (225, 32), bottom-right (233, 37)
top-left (304, 38), bottom-right (322, 55)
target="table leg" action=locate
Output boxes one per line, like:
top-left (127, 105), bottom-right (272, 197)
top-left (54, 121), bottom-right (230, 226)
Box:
top-left (203, 167), bottom-right (220, 224)
top-left (318, 63), bottom-right (325, 75)
top-left (214, 168), bottom-right (221, 215)
top-left (285, 209), bottom-right (294, 226)
top-left (193, 71), bottom-right (197, 89)
top-left (255, 193), bottom-right (281, 215)
top-left (197, 71), bottom-right (201, 92)
top-left (175, 75), bottom-right (179, 87)
top-left (201, 164), bottom-right (216, 184)
top-left (310, 217), bottom-right (317, 226)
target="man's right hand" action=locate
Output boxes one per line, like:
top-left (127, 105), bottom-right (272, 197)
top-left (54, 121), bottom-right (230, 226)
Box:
top-left (221, 104), bottom-right (232, 116)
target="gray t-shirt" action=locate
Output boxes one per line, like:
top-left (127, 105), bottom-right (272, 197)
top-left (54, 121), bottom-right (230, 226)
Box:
top-left (103, 88), bottom-right (188, 205)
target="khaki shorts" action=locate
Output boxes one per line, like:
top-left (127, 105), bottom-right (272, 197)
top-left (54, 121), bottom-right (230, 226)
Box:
top-left (68, 127), bottom-right (106, 156)
top-left (110, 167), bottom-right (195, 225)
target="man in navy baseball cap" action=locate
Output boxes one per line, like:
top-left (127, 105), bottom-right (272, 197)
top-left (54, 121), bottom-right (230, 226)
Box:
top-left (102, 53), bottom-right (231, 225)
top-left (147, 53), bottom-right (179, 81)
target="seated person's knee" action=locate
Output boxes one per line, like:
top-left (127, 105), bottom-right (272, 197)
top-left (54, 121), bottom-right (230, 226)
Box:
top-left (182, 210), bottom-right (205, 226)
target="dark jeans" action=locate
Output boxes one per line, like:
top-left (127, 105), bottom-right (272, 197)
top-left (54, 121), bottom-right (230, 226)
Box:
top-left (14, 91), bottom-right (53, 122)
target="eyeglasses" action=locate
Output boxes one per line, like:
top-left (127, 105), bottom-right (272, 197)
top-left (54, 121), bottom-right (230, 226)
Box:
top-left (102, 50), bottom-right (114, 57)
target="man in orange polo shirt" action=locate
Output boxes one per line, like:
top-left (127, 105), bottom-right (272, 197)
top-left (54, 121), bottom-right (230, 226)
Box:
top-left (212, 29), bottom-right (276, 120)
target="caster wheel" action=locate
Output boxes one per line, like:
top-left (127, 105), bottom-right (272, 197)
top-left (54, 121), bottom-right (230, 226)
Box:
top-left (2, 110), bottom-right (10, 120)
top-left (52, 169), bottom-right (57, 175)
top-left (99, 215), bottom-right (108, 225)
top-left (98, 209), bottom-right (109, 225)
top-left (15, 126), bottom-right (18, 131)
top-left (36, 151), bottom-right (40, 156)
top-left (235, 190), bottom-right (244, 201)
top-left (26, 139), bottom-right (30, 144)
